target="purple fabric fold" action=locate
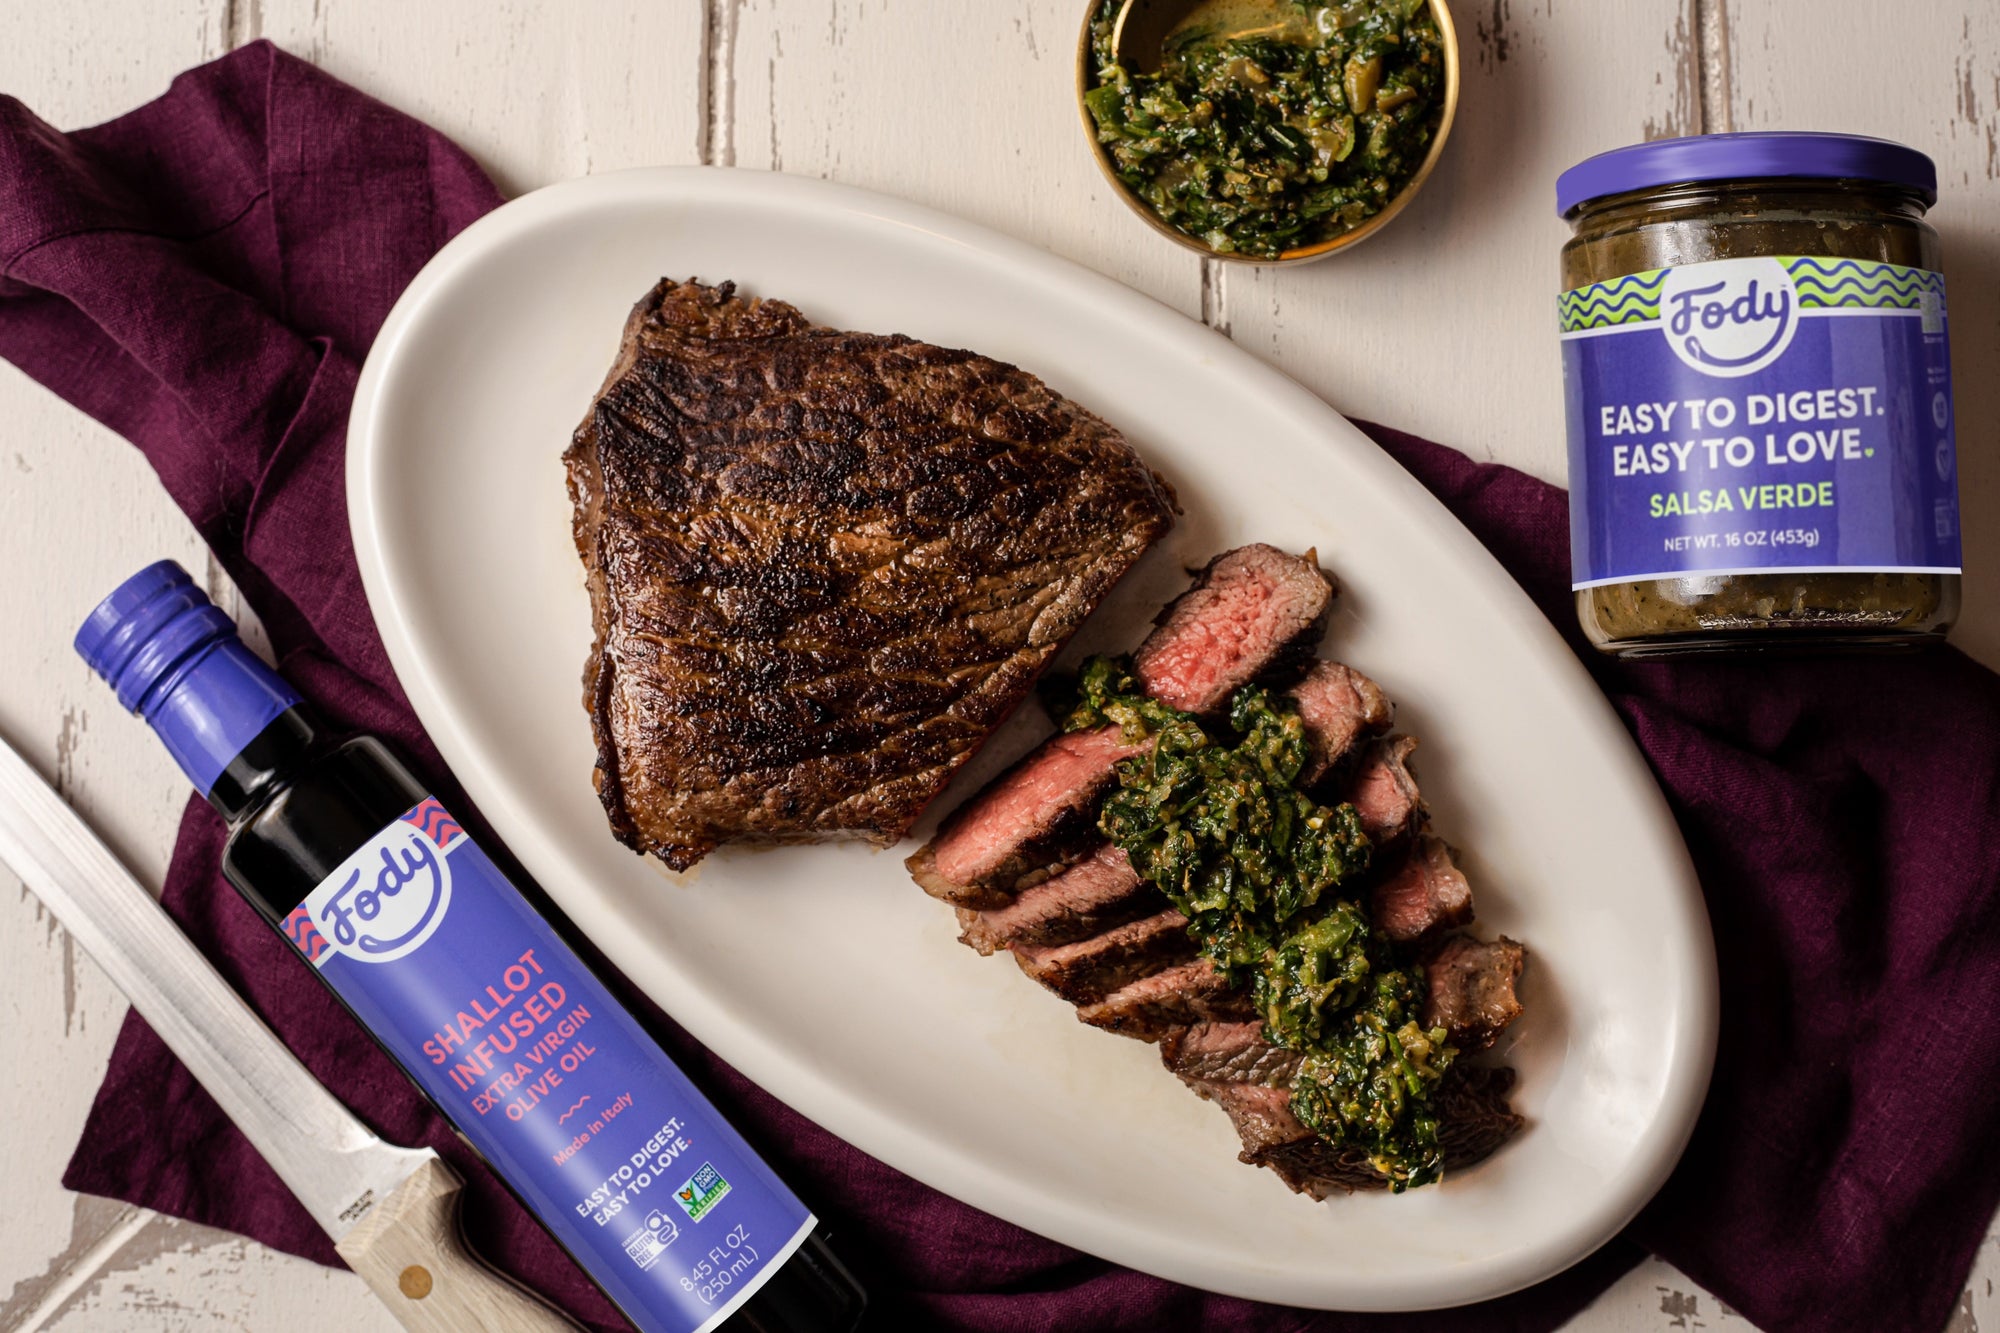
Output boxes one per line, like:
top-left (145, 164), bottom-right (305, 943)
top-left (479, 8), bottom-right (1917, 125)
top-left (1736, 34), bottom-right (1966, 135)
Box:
top-left (4, 41), bottom-right (1999, 1333)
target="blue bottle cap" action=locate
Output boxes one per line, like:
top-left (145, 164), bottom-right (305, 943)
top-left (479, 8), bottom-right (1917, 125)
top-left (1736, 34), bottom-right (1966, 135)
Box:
top-left (75, 561), bottom-right (302, 795)
top-left (1557, 132), bottom-right (1938, 217)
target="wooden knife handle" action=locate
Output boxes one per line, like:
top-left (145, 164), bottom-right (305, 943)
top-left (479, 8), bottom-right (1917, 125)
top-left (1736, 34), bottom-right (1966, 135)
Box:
top-left (335, 1156), bottom-right (584, 1332)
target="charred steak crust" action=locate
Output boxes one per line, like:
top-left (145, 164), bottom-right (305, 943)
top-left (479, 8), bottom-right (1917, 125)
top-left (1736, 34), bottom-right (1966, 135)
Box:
top-left (567, 278), bottom-right (1177, 870)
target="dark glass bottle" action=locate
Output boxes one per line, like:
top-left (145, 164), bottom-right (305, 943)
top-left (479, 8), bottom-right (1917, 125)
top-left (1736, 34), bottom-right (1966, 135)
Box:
top-left (77, 561), bottom-right (864, 1333)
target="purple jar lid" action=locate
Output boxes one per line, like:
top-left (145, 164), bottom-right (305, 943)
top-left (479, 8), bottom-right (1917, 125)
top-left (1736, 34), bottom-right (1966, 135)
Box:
top-left (1556, 132), bottom-right (1937, 217)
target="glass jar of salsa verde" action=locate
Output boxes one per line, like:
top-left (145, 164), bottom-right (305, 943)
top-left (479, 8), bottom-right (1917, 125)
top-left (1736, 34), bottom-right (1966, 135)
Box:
top-left (1556, 132), bottom-right (1962, 656)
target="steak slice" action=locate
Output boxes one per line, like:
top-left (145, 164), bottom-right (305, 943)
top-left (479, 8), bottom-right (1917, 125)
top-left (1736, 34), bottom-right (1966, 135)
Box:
top-left (1076, 957), bottom-right (1255, 1038)
top-left (1436, 1066), bottom-right (1528, 1169)
top-left (1183, 1064), bottom-right (1525, 1198)
top-left (1133, 544), bottom-right (1332, 715)
top-left (1012, 909), bottom-right (1196, 1004)
top-left (1289, 661), bottom-right (1393, 785)
top-left (1423, 935), bottom-right (1527, 1052)
top-left (1370, 835), bottom-right (1474, 944)
top-left (568, 278), bottom-right (1177, 870)
top-left (1159, 1021), bottom-right (1303, 1086)
top-left (1346, 734), bottom-right (1424, 845)
top-left (908, 726), bottom-right (1146, 908)
top-left (955, 844), bottom-right (1158, 955)
top-left (911, 543), bottom-right (1328, 906)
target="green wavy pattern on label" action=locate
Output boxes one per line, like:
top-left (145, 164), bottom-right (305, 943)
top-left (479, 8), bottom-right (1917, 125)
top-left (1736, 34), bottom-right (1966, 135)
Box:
top-left (1784, 257), bottom-right (1944, 311)
top-left (1558, 270), bottom-right (1665, 332)
top-left (1559, 258), bottom-right (1944, 333)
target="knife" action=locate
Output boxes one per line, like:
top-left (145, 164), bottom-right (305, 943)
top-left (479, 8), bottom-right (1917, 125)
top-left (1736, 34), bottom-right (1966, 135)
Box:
top-left (0, 733), bottom-right (581, 1332)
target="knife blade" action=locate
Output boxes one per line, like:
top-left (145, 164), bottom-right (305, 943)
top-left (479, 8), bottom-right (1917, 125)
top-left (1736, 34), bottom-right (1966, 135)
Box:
top-left (0, 733), bottom-right (579, 1331)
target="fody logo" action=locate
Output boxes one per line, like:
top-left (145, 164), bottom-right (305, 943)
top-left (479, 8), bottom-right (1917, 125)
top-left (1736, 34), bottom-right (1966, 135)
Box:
top-left (1660, 256), bottom-right (1799, 378)
top-left (309, 817), bottom-right (454, 965)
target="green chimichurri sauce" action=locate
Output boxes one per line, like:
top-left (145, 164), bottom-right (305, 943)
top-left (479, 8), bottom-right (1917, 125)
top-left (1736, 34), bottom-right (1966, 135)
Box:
top-left (1052, 656), bottom-right (1456, 1189)
top-left (1083, 0), bottom-right (1445, 259)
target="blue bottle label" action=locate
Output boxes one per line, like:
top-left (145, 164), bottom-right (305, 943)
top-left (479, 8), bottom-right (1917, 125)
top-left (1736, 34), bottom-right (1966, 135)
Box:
top-left (1559, 256), bottom-right (1961, 589)
top-left (279, 798), bottom-right (813, 1333)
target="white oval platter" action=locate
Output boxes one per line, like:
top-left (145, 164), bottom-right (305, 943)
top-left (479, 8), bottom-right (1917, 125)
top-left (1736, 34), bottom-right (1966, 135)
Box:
top-left (348, 166), bottom-right (1716, 1312)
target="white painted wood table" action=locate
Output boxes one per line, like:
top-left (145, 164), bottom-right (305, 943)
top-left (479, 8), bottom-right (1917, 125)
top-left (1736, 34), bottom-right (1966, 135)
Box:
top-left (2, 2), bottom-right (1995, 1328)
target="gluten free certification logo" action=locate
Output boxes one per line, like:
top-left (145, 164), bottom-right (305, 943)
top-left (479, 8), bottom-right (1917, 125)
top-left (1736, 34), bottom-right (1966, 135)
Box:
top-left (622, 1208), bottom-right (680, 1272)
top-left (674, 1162), bottom-right (732, 1223)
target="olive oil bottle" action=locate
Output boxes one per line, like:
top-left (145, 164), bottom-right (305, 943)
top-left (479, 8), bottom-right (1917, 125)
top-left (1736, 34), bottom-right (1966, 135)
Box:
top-left (77, 560), bottom-right (865, 1333)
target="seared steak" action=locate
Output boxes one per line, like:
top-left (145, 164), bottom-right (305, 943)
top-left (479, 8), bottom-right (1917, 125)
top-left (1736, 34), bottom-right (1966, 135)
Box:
top-left (1165, 1025), bottom-right (1525, 1197)
top-left (1159, 1021), bottom-right (1303, 1086)
top-left (908, 726), bottom-right (1146, 908)
top-left (1436, 1067), bottom-right (1528, 1169)
top-left (1190, 1066), bottom-right (1524, 1199)
top-left (955, 844), bottom-right (1157, 954)
top-left (1132, 544), bottom-right (1332, 714)
top-left (1076, 957), bottom-right (1255, 1037)
top-left (1288, 660), bottom-right (1393, 785)
top-left (1423, 935), bottom-right (1527, 1052)
top-left (1012, 909), bottom-right (1196, 1003)
top-left (1370, 835), bottom-right (1474, 944)
top-left (568, 278), bottom-right (1177, 870)
top-left (1346, 734), bottom-right (1424, 845)
top-left (910, 544), bottom-right (1329, 905)
top-left (897, 540), bottom-right (1528, 1200)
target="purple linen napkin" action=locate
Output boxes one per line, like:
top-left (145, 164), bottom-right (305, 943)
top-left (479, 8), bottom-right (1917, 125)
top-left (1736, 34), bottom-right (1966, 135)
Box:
top-left (3, 41), bottom-right (1999, 1333)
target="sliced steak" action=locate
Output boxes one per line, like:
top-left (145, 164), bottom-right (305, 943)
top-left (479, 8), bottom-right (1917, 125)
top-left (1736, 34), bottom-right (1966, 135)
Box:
top-left (1012, 909), bottom-right (1196, 1004)
top-left (1245, 1126), bottom-right (1392, 1198)
top-left (1159, 1021), bottom-right (1303, 1087)
top-left (1436, 1066), bottom-right (1527, 1169)
top-left (1370, 835), bottom-right (1474, 944)
top-left (1190, 1080), bottom-right (1316, 1153)
top-left (1346, 734), bottom-right (1424, 845)
top-left (1132, 545), bottom-right (1332, 715)
top-left (567, 277), bottom-right (1177, 871)
top-left (1289, 661), bottom-right (1393, 785)
top-left (956, 844), bottom-right (1157, 954)
top-left (908, 726), bottom-right (1147, 908)
top-left (1176, 1078), bottom-right (1383, 1198)
top-left (1184, 1064), bottom-right (1525, 1198)
top-left (1423, 935), bottom-right (1527, 1053)
top-left (912, 543), bottom-right (1328, 906)
top-left (1077, 957), bottom-right (1255, 1039)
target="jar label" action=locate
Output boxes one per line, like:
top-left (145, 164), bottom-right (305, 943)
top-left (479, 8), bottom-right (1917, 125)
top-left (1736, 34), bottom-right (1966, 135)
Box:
top-left (1559, 256), bottom-right (1960, 589)
top-left (280, 798), bottom-right (813, 1333)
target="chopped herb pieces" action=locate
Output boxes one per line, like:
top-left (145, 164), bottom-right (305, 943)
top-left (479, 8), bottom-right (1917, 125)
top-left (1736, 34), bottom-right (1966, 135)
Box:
top-left (1084, 0), bottom-right (1446, 258)
top-left (1052, 654), bottom-right (1455, 1188)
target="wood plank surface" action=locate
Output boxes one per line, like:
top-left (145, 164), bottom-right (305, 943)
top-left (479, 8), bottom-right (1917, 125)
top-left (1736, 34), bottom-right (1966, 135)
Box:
top-left (725, 0), bottom-right (1202, 316)
top-left (1721, 0), bottom-right (2000, 666)
top-left (1225, 0), bottom-right (1703, 483)
top-left (0, 6), bottom-right (273, 1327)
top-left (0, 0), bottom-right (1993, 1329)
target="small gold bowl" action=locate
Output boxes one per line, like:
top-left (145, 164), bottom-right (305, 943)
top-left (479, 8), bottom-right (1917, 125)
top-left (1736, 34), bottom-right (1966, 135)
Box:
top-left (1074, 0), bottom-right (1460, 265)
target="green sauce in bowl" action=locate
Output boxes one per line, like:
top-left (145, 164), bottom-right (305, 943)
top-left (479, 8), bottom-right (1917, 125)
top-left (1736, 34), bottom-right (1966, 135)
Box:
top-left (1083, 0), bottom-right (1447, 259)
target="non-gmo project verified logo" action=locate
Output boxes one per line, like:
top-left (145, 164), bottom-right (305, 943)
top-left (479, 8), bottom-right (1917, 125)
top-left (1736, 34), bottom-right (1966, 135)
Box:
top-left (673, 1162), bottom-right (731, 1222)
